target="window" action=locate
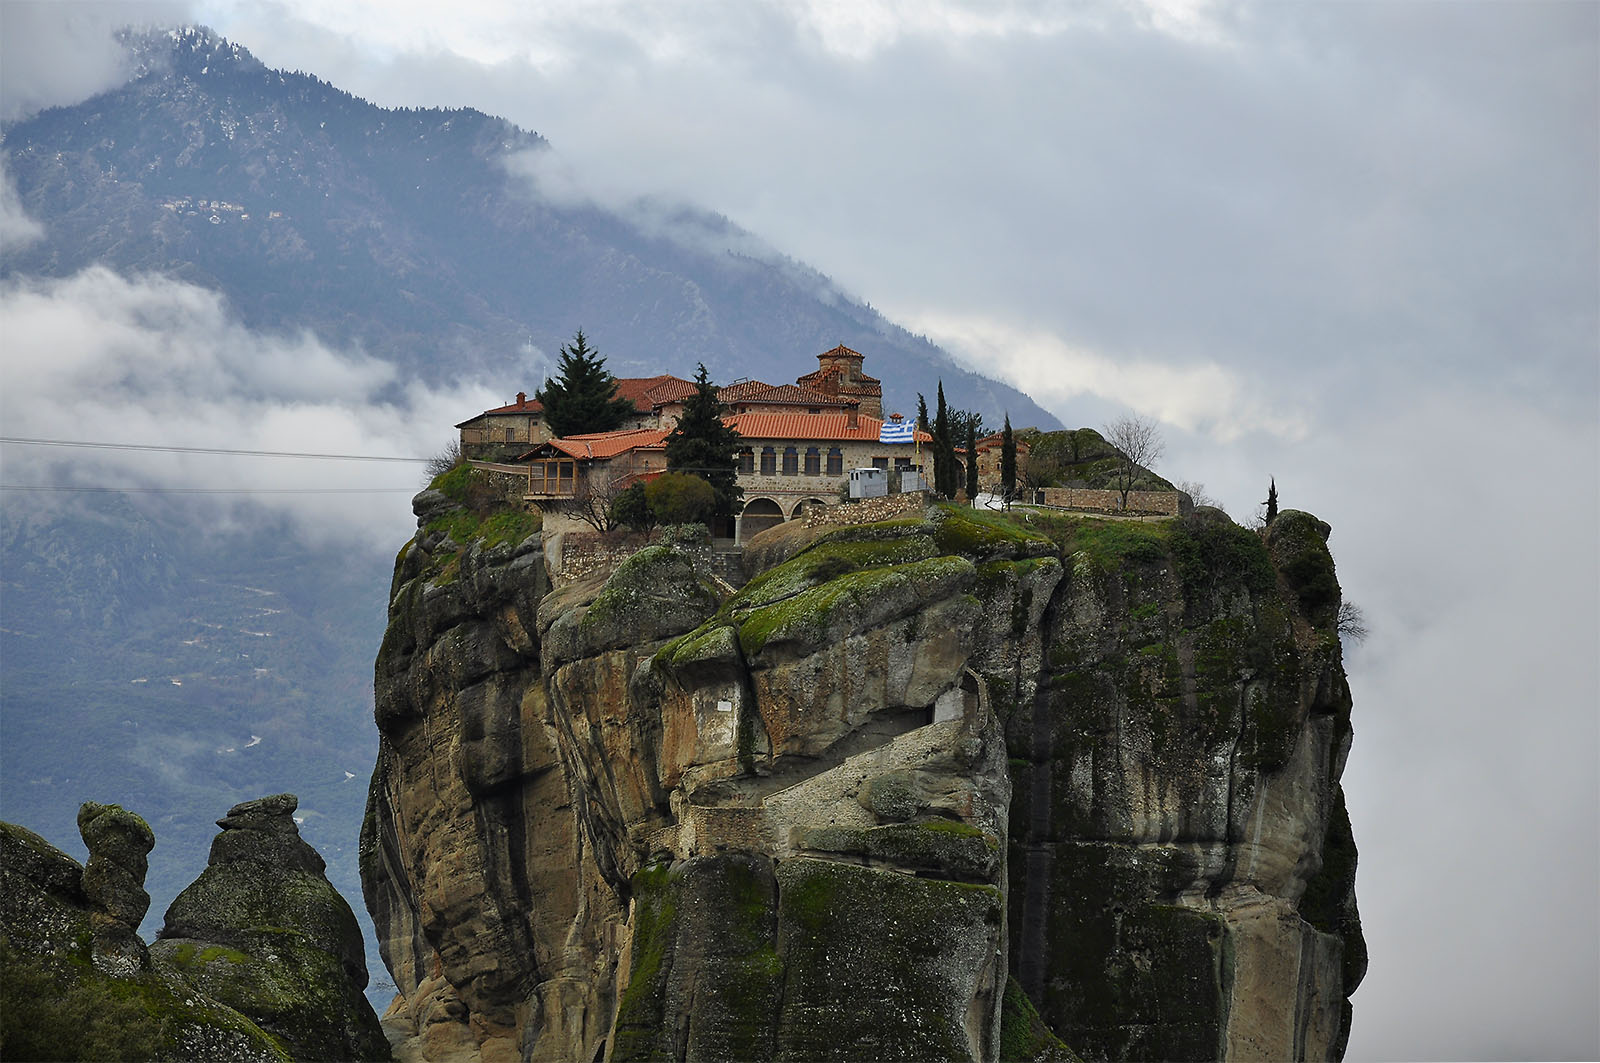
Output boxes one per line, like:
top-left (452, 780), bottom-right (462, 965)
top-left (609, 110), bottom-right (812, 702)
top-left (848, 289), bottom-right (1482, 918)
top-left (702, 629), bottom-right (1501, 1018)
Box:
top-left (894, 457), bottom-right (913, 469)
top-left (804, 447), bottom-right (821, 475)
top-left (760, 447), bottom-right (777, 475)
top-left (872, 457), bottom-right (889, 470)
top-left (782, 447), bottom-right (799, 475)
top-left (826, 448), bottom-right (843, 475)
top-left (739, 448), bottom-right (755, 474)
top-left (504, 427), bottom-right (516, 443)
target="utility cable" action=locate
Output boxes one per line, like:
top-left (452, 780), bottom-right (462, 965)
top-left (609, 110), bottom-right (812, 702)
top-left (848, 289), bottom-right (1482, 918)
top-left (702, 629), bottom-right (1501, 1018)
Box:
top-left (0, 485), bottom-right (417, 494)
top-left (0, 437), bottom-right (430, 462)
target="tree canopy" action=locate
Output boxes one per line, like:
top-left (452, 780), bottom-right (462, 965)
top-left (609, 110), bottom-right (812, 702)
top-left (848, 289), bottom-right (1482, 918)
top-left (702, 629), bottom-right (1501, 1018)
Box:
top-left (664, 363), bottom-right (743, 523)
top-left (534, 330), bottom-right (636, 438)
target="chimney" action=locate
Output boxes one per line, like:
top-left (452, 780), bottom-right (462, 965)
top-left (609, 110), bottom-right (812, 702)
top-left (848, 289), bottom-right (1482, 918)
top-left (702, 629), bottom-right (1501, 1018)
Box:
top-left (517, 392), bottom-right (527, 408)
top-left (847, 405), bottom-right (859, 429)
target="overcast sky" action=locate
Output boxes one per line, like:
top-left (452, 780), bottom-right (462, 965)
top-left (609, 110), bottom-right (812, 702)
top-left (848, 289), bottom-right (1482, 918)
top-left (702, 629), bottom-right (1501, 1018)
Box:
top-left (2, 2), bottom-right (1597, 1059)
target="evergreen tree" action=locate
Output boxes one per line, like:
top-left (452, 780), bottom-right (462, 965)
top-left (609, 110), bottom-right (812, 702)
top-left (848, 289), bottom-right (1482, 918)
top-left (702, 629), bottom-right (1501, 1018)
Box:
top-left (665, 363), bottom-right (743, 523)
top-left (965, 420), bottom-right (979, 502)
top-left (1264, 477), bottom-right (1279, 526)
top-left (916, 394), bottom-right (930, 434)
top-left (534, 330), bottom-right (636, 438)
top-left (1000, 415), bottom-right (1016, 503)
top-left (933, 382), bottom-right (954, 497)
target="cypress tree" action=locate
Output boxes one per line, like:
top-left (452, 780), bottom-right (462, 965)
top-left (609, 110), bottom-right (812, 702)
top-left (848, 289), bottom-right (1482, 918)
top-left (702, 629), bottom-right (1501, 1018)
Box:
top-left (1265, 477), bottom-right (1279, 525)
top-left (665, 364), bottom-right (743, 524)
top-left (1000, 415), bottom-right (1016, 503)
top-left (534, 330), bottom-right (637, 437)
top-left (933, 382), bottom-right (954, 497)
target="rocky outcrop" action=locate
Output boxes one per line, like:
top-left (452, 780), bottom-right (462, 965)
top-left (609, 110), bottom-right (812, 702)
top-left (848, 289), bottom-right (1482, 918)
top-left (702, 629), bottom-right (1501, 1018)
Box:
top-left (152, 793), bottom-right (389, 1061)
top-left (363, 488), bottom-right (1363, 1062)
top-left (76, 801), bottom-right (156, 977)
top-left (2, 795), bottom-right (384, 1061)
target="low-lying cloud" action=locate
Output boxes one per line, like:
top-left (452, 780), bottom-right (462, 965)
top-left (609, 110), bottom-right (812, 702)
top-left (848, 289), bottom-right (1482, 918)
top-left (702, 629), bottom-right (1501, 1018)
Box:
top-left (0, 267), bottom-right (501, 549)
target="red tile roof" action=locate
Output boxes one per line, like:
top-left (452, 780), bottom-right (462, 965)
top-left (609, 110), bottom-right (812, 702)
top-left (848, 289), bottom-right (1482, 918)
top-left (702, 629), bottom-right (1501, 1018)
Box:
top-left (726, 383), bottom-right (858, 409)
top-left (615, 374), bottom-right (697, 412)
top-left (796, 364), bottom-right (882, 392)
top-left (456, 393), bottom-right (543, 426)
top-left (727, 413), bottom-right (930, 443)
top-left (715, 379), bottom-right (777, 402)
top-left (521, 428), bottom-right (671, 461)
top-left (468, 374), bottom-right (695, 425)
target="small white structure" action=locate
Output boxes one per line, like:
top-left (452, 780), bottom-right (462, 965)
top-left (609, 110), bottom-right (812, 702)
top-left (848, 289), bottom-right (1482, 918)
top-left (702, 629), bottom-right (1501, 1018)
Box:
top-left (848, 467), bottom-right (888, 499)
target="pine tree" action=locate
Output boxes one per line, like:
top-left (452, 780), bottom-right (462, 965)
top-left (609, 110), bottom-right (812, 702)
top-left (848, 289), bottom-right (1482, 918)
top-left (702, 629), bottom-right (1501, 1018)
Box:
top-left (965, 420), bottom-right (979, 503)
top-left (534, 330), bottom-right (636, 438)
top-left (1000, 414), bottom-right (1016, 503)
top-left (1264, 477), bottom-right (1279, 526)
top-left (665, 364), bottom-right (743, 524)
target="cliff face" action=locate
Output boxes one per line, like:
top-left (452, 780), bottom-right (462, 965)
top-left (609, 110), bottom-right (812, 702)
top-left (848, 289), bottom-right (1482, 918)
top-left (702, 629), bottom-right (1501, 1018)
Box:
top-left (362, 490), bottom-right (1362, 1062)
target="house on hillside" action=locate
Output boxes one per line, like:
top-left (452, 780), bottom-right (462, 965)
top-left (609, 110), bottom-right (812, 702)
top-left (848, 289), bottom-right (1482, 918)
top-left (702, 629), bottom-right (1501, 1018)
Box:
top-left (455, 392), bottom-right (545, 464)
top-left (456, 375), bottom-right (697, 462)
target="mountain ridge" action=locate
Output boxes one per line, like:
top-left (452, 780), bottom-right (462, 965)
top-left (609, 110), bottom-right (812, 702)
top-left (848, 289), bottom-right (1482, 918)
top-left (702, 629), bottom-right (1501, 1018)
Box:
top-left (2, 24), bottom-right (1061, 431)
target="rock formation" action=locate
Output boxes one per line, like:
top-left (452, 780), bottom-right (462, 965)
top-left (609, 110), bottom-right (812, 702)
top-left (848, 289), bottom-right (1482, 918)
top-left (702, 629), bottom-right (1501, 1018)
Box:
top-left (1, 796), bottom-right (387, 1061)
top-left (362, 482), bottom-right (1363, 1062)
top-left (152, 793), bottom-right (390, 1061)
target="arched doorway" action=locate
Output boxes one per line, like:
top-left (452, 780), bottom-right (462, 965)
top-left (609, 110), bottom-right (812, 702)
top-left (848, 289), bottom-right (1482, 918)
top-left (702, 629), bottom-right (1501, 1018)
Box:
top-left (738, 498), bottom-right (785, 542)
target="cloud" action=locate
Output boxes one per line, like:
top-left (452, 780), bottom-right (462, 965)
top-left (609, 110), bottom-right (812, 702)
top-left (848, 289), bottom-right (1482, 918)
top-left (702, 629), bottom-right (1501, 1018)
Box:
top-left (0, 268), bottom-right (501, 548)
top-left (0, 1), bottom-right (187, 120)
top-left (0, 158), bottom-right (45, 249)
top-left (911, 311), bottom-right (1309, 441)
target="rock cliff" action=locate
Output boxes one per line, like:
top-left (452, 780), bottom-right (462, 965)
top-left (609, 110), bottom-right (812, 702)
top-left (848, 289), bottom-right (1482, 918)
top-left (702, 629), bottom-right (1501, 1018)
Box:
top-left (362, 485), bottom-right (1363, 1062)
top-left (1, 794), bottom-right (386, 1061)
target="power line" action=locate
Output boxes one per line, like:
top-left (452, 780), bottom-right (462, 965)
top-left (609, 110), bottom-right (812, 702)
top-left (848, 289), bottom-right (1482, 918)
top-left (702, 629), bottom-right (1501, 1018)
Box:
top-left (0, 485), bottom-right (417, 495)
top-left (0, 437), bottom-right (430, 463)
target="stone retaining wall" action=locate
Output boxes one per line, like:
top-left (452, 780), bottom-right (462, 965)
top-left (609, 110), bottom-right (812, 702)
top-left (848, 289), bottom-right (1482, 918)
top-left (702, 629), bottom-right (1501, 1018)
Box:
top-left (1036, 487), bottom-right (1188, 517)
top-left (546, 528), bottom-right (717, 586)
top-left (803, 491), bottom-right (927, 528)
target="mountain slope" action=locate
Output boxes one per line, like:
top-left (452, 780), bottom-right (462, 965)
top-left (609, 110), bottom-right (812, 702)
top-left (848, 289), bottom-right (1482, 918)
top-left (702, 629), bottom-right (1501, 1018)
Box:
top-left (1, 26), bottom-right (1059, 430)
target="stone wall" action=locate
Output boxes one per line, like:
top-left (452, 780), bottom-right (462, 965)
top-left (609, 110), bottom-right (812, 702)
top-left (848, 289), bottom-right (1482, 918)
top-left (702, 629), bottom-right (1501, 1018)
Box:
top-left (549, 527), bottom-right (717, 586)
top-left (803, 491), bottom-right (927, 528)
top-left (1035, 486), bottom-right (1188, 517)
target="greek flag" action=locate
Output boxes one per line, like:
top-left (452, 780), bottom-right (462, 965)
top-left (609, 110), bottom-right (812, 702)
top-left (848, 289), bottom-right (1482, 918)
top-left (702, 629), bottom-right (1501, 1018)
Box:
top-left (878, 420), bottom-right (914, 444)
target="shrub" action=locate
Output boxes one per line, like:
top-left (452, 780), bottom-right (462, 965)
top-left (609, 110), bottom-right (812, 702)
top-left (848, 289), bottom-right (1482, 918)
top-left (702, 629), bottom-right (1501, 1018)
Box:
top-left (609, 482), bottom-right (655, 530)
top-left (645, 472), bottom-right (716, 525)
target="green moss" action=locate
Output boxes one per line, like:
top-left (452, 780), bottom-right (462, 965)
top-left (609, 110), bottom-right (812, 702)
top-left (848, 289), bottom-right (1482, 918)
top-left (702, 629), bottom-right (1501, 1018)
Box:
top-left (735, 556), bottom-right (971, 657)
top-left (580, 545), bottom-right (720, 642)
top-left (423, 507), bottom-right (541, 556)
top-left (735, 534), bottom-right (940, 610)
top-left (999, 976), bottom-right (1081, 1062)
top-left (775, 859), bottom-right (1003, 1061)
top-left (612, 863), bottom-right (680, 1061)
top-left (798, 820), bottom-right (1000, 879)
top-left (1266, 511), bottom-right (1341, 626)
top-left (427, 462), bottom-right (476, 502)
top-left (1035, 516), bottom-right (1172, 571)
top-left (930, 504), bottom-right (1053, 559)
top-left (0, 938), bottom-right (291, 1063)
